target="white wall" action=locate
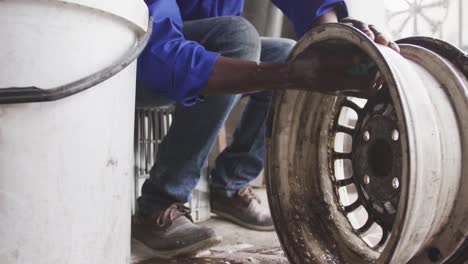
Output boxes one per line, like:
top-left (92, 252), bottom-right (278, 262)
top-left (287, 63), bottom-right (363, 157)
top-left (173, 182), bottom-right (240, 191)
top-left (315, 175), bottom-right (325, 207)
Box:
top-left (347, 0), bottom-right (388, 32)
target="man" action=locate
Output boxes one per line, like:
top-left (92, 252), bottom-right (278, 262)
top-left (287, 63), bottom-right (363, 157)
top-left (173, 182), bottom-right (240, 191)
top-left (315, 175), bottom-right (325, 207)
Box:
top-left (133, 0), bottom-right (397, 258)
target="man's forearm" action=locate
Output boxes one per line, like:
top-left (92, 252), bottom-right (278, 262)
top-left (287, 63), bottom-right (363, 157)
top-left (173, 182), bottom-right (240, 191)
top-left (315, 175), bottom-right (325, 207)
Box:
top-left (200, 56), bottom-right (291, 95)
top-left (200, 8), bottom-right (339, 96)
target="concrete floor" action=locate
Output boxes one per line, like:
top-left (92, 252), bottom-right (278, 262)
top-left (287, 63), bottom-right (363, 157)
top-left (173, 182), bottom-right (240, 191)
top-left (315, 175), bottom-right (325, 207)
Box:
top-left (131, 189), bottom-right (288, 264)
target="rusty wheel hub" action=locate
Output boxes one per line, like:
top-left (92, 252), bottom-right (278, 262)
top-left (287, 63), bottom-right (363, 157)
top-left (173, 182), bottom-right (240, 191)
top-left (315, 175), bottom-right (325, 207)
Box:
top-left (266, 24), bottom-right (467, 264)
top-left (352, 89), bottom-right (402, 231)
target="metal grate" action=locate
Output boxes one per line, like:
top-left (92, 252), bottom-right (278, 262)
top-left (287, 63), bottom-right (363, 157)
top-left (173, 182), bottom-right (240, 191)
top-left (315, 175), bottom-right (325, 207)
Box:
top-left (134, 105), bottom-right (174, 177)
top-left (133, 105), bottom-right (175, 215)
top-left (133, 104), bottom-right (211, 222)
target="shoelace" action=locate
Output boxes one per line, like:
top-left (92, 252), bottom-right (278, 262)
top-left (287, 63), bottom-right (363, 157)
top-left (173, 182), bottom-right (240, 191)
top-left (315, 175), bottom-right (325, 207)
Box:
top-left (156, 203), bottom-right (193, 228)
top-left (237, 185), bottom-right (261, 204)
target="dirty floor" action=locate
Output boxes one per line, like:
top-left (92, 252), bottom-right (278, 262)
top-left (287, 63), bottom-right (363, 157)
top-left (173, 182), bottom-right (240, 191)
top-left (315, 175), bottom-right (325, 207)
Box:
top-left (131, 189), bottom-right (289, 264)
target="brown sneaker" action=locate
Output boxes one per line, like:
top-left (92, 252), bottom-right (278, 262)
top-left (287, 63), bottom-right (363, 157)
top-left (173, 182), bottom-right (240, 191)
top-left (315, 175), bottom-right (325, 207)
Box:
top-left (132, 203), bottom-right (222, 259)
top-left (211, 186), bottom-right (274, 231)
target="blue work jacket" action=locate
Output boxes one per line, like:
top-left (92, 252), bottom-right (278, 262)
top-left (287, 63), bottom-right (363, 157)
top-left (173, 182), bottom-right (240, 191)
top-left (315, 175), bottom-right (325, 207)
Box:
top-left (137, 0), bottom-right (348, 105)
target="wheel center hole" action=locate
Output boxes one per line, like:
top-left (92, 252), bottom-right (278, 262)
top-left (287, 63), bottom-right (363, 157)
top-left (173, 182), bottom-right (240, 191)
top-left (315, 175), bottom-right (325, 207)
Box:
top-left (369, 139), bottom-right (393, 177)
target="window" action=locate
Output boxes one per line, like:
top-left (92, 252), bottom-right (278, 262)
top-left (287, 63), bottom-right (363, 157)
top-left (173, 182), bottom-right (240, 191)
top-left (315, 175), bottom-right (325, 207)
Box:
top-left (348, 0), bottom-right (466, 51)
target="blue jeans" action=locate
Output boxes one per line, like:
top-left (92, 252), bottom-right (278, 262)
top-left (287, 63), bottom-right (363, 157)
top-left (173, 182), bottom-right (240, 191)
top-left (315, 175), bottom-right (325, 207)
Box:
top-left (137, 16), bottom-right (296, 212)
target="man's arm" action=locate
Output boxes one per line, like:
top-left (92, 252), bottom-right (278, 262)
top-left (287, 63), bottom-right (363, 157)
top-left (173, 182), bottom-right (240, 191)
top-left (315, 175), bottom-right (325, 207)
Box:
top-left (141, 0), bottom-right (396, 100)
top-left (201, 3), bottom-right (398, 96)
top-left (201, 58), bottom-right (288, 95)
top-left (201, 8), bottom-right (342, 96)
top-left (138, 0), bottom-right (221, 105)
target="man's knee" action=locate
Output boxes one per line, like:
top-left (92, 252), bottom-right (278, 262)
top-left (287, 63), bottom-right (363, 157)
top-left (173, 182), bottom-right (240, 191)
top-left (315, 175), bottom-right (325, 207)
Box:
top-left (209, 16), bottom-right (261, 60)
top-left (261, 38), bottom-right (297, 63)
top-left (276, 38), bottom-right (297, 61)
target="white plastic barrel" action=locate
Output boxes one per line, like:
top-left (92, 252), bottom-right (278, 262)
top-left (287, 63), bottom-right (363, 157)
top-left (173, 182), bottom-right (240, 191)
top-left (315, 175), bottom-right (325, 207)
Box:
top-left (0, 0), bottom-right (149, 263)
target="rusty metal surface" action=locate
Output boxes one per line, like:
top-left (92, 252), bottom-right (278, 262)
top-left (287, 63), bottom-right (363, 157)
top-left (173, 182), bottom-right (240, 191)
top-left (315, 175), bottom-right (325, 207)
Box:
top-left (397, 37), bottom-right (468, 78)
top-left (266, 24), bottom-right (467, 264)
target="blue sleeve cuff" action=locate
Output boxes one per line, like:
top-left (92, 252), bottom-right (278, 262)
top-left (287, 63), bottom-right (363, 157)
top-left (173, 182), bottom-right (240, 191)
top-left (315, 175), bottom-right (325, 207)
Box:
top-left (172, 50), bottom-right (220, 106)
top-left (295, 1), bottom-right (348, 38)
top-left (137, 0), bottom-right (222, 107)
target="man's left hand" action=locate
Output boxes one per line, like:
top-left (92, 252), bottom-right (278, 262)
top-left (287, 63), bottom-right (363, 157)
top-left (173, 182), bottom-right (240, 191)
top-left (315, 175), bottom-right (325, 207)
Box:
top-left (340, 17), bottom-right (400, 53)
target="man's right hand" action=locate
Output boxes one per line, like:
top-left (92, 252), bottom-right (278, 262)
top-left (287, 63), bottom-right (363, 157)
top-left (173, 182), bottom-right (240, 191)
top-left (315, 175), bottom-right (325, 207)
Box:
top-left (201, 48), bottom-right (380, 98)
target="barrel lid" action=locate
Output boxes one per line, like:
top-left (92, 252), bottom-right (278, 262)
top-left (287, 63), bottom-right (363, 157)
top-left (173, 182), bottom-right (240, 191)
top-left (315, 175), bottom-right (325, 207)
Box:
top-left (58, 0), bottom-right (149, 32)
top-left (0, 0), bottom-right (152, 104)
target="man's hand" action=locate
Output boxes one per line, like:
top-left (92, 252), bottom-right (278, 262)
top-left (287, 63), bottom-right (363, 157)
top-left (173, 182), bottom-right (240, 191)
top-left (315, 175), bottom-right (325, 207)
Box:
top-left (340, 17), bottom-right (400, 53)
top-left (313, 9), bottom-right (399, 53)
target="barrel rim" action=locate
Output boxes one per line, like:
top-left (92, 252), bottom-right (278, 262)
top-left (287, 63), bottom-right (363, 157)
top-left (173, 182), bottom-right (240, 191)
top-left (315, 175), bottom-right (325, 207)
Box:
top-left (0, 19), bottom-right (152, 104)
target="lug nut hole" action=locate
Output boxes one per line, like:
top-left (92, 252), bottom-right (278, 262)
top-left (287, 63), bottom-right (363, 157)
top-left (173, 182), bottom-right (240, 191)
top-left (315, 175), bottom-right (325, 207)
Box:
top-left (392, 129), bottom-right (399, 141)
top-left (392, 178), bottom-right (400, 189)
top-left (363, 174), bottom-right (370, 185)
top-left (363, 131), bottom-right (370, 142)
